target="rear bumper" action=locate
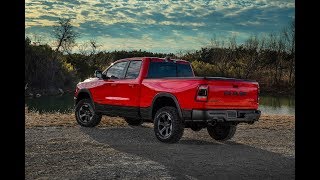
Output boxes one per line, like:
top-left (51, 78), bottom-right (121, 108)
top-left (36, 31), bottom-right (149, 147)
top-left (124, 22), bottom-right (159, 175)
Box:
top-left (183, 109), bottom-right (261, 123)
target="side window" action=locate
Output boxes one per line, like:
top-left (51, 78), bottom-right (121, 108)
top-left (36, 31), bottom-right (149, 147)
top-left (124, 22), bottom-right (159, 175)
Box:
top-left (125, 60), bottom-right (142, 79)
top-left (106, 61), bottom-right (128, 79)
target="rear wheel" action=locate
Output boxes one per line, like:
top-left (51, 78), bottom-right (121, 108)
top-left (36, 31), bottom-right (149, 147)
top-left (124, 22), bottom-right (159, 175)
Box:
top-left (154, 106), bottom-right (184, 143)
top-left (207, 123), bottom-right (236, 141)
top-left (124, 118), bottom-right (143, 126)
top-left (75, 99), bottom-right (101, 127)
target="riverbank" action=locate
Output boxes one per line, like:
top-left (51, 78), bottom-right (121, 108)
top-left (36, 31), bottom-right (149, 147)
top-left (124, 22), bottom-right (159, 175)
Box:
top-left (25, 107), bottom-right (295, 129)
top-left (25, 87), bottom-right (75, 98)
top-left (25, 108), bottom-right (295, 156)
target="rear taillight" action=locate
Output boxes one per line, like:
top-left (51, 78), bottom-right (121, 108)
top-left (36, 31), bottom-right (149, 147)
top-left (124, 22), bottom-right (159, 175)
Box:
top-left (196, 85), bottom-right (208, 102)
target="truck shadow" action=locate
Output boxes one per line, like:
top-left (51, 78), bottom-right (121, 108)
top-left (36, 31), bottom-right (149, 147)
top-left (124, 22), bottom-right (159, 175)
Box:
top-left (80, 126), bottom-right (294, 179)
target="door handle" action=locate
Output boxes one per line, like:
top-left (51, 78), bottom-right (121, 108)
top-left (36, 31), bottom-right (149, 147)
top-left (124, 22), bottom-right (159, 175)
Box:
top-left (129, 84), bottom-right (134, 87)
top-left (111, 83), bottom-right (117, 86)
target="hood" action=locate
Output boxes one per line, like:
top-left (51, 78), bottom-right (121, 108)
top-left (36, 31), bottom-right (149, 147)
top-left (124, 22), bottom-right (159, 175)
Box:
top-left (77, 77), bottom-right (99, 84)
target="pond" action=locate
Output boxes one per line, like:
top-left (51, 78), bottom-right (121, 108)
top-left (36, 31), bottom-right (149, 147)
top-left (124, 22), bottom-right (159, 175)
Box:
top-left (25, 94), bottom-right (295, 115)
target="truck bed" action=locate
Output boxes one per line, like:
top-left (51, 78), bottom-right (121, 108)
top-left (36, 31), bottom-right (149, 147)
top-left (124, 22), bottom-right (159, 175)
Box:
top-left (141, 77), bottom-right (259, 110)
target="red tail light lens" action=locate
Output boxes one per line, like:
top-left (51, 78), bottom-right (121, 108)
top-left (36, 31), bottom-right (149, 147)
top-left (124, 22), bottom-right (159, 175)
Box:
top-left (196, 85), bottom-right (208, 102)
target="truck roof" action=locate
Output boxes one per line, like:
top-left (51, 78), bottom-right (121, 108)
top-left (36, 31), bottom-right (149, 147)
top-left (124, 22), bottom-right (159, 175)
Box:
top-left (118, 57), bottom-right (190, 64)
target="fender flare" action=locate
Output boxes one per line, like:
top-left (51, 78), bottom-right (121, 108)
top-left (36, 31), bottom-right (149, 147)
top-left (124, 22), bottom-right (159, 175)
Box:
top-left (151, 92), bottom-right (183, 120)
top-left (75, 89), bottom-right (95, 109)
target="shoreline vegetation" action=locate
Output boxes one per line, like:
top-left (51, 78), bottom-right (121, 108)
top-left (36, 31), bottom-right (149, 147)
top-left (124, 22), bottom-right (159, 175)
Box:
top-left (25, 18), bottom-right (295, 97)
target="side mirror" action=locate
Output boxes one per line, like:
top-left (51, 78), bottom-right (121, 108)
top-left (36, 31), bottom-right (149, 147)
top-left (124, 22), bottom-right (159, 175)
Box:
top-left (94, 70), bottom-right (109, 79)
top-left (94, 70), bottom-right (103, 79)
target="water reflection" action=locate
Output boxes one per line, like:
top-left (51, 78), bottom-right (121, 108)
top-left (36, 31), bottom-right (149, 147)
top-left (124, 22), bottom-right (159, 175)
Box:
top-left (25, 94), bottom-right (74, 113)
top-left (259, 95), bottom-right (295, 108)
top-left (259, 96), bottom-right (295, 115)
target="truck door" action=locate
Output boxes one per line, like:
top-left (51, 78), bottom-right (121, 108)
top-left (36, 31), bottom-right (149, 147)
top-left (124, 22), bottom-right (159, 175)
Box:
top-left (112, 60), bottom-right (142, 107)
top-left (103, 61), bottom-right (129, 105)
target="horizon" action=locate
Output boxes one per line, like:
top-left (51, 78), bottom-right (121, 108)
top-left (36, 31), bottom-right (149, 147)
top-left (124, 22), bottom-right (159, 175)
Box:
top-left (25, 0), bottom-right (295, 53)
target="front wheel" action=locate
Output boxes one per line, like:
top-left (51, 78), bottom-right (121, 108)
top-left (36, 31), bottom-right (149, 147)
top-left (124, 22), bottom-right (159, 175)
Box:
top-left (75, 99), bottom-right (102, 127)
top-left (207, 123), bottom-right (236, 141)
top-left (154, 106), bottom-right (184, 143)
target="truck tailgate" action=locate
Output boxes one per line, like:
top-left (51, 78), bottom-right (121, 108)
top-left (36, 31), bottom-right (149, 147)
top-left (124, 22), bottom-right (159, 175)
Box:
top-left (205, 78), bottom-right (259, 109)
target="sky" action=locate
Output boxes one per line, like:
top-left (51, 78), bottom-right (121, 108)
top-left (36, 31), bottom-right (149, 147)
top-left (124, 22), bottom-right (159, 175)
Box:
top-left (25, 0), bottom-right (295, 53)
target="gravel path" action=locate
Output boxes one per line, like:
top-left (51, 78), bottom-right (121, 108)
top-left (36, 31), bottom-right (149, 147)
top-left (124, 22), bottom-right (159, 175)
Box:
top-left (25, 118), bottom-right (295, 179)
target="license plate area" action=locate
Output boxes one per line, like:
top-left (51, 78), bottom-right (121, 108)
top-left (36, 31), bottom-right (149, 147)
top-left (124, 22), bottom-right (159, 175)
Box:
top-left (227, 110), bottom-right (237, 118)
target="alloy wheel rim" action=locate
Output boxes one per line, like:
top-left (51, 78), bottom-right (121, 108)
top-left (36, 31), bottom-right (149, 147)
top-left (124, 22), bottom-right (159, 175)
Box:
top-left (78, 103), bottom-right (94, 124)
top-left (157, 112), bottom-right (173, 139)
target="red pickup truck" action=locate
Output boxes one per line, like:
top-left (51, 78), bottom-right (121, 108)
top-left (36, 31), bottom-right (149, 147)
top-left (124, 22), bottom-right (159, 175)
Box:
top-left (74, 57), bottom-right (261, 143)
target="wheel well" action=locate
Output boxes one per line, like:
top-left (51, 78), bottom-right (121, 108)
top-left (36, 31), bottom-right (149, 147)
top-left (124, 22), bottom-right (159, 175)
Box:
top-left (152, 96), bottom-right (177, 119)
top-left (76, 92), bottom-right (91, 104)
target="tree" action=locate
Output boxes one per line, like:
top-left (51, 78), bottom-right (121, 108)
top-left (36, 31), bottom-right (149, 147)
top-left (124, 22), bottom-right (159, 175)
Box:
top-left (283, 20), bottom-right (295, 85)
top-left (243, 35), bottom-right (260, 79)
top-left (25, 37), bottom-right (76, 90)
top-left (78, 39), bottom-right (101, 56)
top-left (52, 18), bottom-right (79, 52)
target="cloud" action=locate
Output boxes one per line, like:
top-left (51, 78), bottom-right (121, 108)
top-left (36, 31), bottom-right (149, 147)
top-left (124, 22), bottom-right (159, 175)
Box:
top-left (237, 21), bottom-right (261, 26)
top-left (96, 33), bottom-right (206, 53)
top-left (25, 0), bottom-right (295, 53)
top-left (26, 0), bottom-right (208, 28)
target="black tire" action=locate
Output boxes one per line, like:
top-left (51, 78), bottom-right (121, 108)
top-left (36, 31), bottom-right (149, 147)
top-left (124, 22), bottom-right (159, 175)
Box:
top-left (124, 118), bottom-right (143, 126)
top-left (207, 123), bottom-right (236, 141)
top-left (75, 99), bottom-right (102, 127)
top-left (154, 106), bottom-right (184, 143)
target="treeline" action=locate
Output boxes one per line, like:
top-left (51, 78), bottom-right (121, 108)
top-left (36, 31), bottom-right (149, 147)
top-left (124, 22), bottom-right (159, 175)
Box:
top-left (65, 49), bottom-right (176, 80)
top-left (183, 28), bottom-right (295, 95)
top-left (25, 18), bottom-right (294, 96)
top-left (25, 38), bottom-right (175, 94)
top-left (25, 38), bottom-right (76, 94)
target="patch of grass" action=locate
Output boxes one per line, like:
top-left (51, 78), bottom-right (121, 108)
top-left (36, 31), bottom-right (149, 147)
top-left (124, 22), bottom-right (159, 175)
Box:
top-left (25, 105), bottom-right (294, 128)
top-left (245, 114), bottom-right (295, 130)
top-left (25, 105), bottom-right (127, 128)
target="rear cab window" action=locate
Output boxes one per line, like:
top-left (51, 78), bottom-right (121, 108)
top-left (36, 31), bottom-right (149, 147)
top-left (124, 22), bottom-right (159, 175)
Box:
top-left (147, 59), bottom-right (193, 78)
top-left (177, 63), bottom-right (194, 77)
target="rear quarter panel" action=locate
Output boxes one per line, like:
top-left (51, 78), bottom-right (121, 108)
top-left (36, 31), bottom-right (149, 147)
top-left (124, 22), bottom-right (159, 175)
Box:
top-left (140, 79), bottom-right (206, 110)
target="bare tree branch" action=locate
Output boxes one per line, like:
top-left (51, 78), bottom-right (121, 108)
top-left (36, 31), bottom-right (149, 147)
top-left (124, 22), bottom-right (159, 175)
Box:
top-left (52, 18), bottom-right (79, 53)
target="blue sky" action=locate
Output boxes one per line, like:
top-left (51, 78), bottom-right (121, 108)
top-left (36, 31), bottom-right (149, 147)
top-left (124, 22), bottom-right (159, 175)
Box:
top-left (25, 0), bottom-right (295, 53)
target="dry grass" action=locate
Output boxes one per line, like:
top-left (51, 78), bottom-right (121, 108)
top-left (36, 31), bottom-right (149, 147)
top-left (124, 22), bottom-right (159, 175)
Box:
top-left (25, 105), bottom-right (295, 129)
top-left (241, 114), bottom-right (295, 130)
top-left (25, 106), bottom-right (127, 128)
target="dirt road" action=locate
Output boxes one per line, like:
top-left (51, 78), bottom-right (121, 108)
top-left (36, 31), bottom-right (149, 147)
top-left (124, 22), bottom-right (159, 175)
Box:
top-left (25, 114), bottom-right (295, 179)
